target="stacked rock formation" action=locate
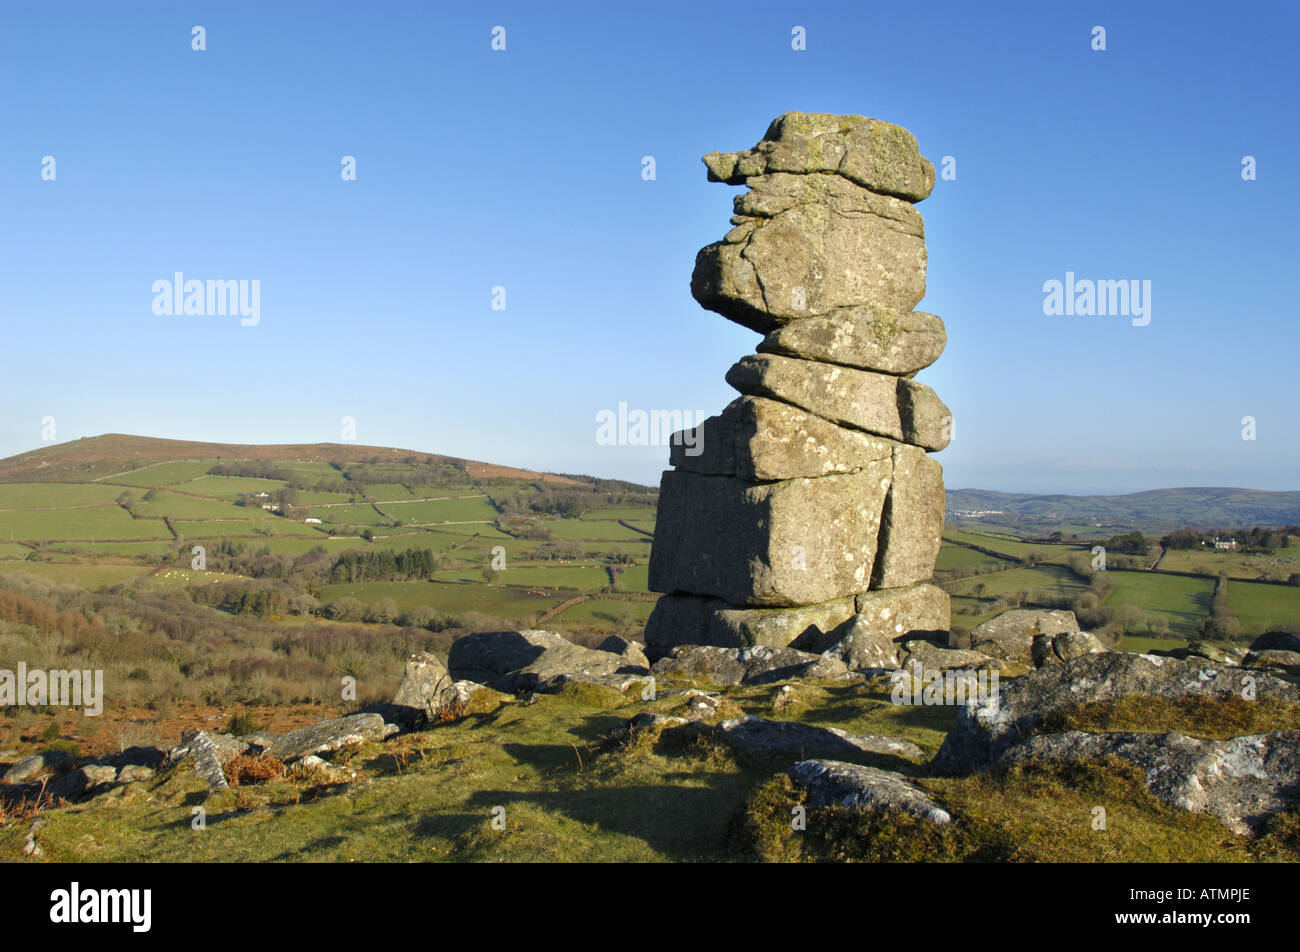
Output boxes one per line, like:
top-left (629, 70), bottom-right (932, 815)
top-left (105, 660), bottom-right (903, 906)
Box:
top-left (646, 113), bottom-right (952, 670)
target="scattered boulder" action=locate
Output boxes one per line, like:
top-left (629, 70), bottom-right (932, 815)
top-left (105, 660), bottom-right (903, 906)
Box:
top-left (1250, 632), bottom-right (1300, 654)
top-left (392, 650), bottom-right (452, 718)
top-left (448, 629), bottom-right (647, 693)
top-left (651, 644), bottom-right (850, 687)
top-left (688, 717), bottom-right (924, 761)
top-left (171, 730), bottom-right (248, 765)
top-left (815, 582), bottom-right (950, 671)
top-left (999, 729), bottom-right (1300, 835)
top-left (898, 640), bottom-right (1004, 673)
top-left (1031, 630), bottom-right (1109, 668)
top-left (2, 750), bottom-right (73, 785)
top-left (263, 713), bottom-right (396, 764)
top-left (788, 759), bottom-right (951, 823)
top-left (1185, 642), bottom-right (1243, 665)
top-left (969, 609), bottom-right (1080, 667)
top-left (1244, 649), bottom-right (1300, 671)
top-left (934, 652), bottom-right (1300, 774)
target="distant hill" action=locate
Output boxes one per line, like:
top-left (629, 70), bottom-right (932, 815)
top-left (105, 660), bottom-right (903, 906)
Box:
top-left (0, 434), bottom-right (585, 486)
top-left (946, 487), bottom-right (1300, 535)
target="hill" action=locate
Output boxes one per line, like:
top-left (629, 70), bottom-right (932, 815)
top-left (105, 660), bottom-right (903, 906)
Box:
top-left (0, 434), bottom-right (585, 486)
top-left (946, 487), bottom-right (1300, 535)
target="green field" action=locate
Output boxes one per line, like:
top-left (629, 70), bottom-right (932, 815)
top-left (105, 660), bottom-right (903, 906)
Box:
top-left (0, 482), bottom-right (128, 508)
top-left (379, 496), bottom-right (497, 524)
top-left (174, 519), bottom-right (329, 539)
top-left (317, 504), bottom-right (389, 527)
top-left (934, 543), bottom-right (1006, 576)
top-left (98, 460), bottom-right (222, 487)
top-left (168, 475), bottom-right (290, 498)
top-left (943, 529), bottom-right (1085, 563)
top-left (132, 490), bottom-right (249, 519)
top-left (0, 507), bottom-right (171, 541)
top-left (1226, 580), bottom-right (1300, 635)
top-left (0, 560), bottom-right (149, 588)
top-left (551, 598), bottom-right (655, 626)
top-left (1159, 548), bottom-right (1300, 583)
top-left (1102, 570), bottom-right (1214, 637)
top-left (545, 518), bottom-right (647, 542)
top-left (318, 580), bottom-right (558, 619)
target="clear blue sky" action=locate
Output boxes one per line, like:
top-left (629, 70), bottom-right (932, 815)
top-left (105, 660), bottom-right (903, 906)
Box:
top-left (2, 0), bottom-right (1297, 493)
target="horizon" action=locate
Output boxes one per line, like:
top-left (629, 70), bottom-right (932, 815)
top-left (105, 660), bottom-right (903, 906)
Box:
top-left (4, 1), bottom-right (1298, 494)
top-left (8, 431), bottom-right (1298, 500)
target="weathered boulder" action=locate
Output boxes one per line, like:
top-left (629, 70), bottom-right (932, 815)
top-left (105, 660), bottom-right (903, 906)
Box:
top-left (999, 730), bottom-right (1300, 835)
top-left (969, 609), bottom-right (1080, 667)
top-left (169, 731), bottom-right (248, 767)
top-left (1244, 649), bottom-right (1300, 671)
top-left (813, 583), bottom-right (950, 670)
top-left (672, 716), bottom-right (923, 761)
top-left (116, 764), bottom-right (155, 784)
top-left (263, 713), bottom-right (396, 764)
top-left (693, 173), bottom-right (926, 334)
top-left (871, 444), bottom-right (945, 588)
top-left (670, 396), bottom-right (895, 481)
top-left (788, 759), bottom-right (951, 823)
top-left (759, 307), bottom-right (946, 375)
top-left (934, 652), bottom-right (1300, 774)
top-left (702, 112), bottom-right (936, 202)
top-left (726, 354), bottom-right (951, 452)
top-left (1184, 642), bottom-right (1243, 665)
top-left (1250, 631), bottom-right (1300, 654)
top-left (448, 629), bottom-right (647, 692)
top-left (651, 644), bottom-right (850, 687)
top-left (391, 650), bottom-right (452, 720)
top-left (168, 731), bottom-right (234, 790)
top-left (1031, 630), bottom-right (1109, 667)
top-left (2, 750), bottom-right (73, 785)
top-left (649, 466), bottom-right (889, 607)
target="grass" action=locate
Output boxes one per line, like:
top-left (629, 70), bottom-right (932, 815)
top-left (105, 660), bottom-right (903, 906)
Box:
top-left (1226, 580), bottom-right (1300, 635)
top-left (0, 560), bottom-right (150, 588)
top-left (1103, 570), bottom-right (1215, 637)
top-left (97, 460), bottom-right (224, 487)
top-left (0, 483), bottom-right (128, 508)
top-left (6, 679), bottom-right (1289, 863)
top-left (0, 507), bottom-right (171, 542)
top-left (318, 580), bottom-right (558, 618)
top-left (378, 496), bottom-right (496, 524)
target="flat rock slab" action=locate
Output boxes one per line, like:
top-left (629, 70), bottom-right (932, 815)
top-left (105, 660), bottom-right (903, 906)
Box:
top-left (670, 396), bottom-right (895, 482)
top-left (644, 593), bottom-right (859, 656)
top-left (726, 354), bottom-right (951, 452)
top-left (760, 307), bottom-right (946, 375)
top-left (651, 644), bottom-right (849, 687)
top-left (1031, 630), bottom-right (1109, 667)
top-left (264, 713), bottom-right (395, 764)
top-left (696, 716), bottom-right (924, 761)
top-left (692, 172), bottom-right (926, 333)
top-left (934, 652), bottom-right (1300, 774)
top-left (788, 759), bottom-right (951, 823)
top-left (649, 466), bottom-right (889, 607)
top-left (999, 729), bottom-right (1300, 835)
